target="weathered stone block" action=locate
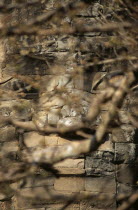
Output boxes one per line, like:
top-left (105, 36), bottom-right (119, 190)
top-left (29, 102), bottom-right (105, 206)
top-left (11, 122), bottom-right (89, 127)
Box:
top-left (86, 151), bottom-right (114, 176)
top-left (85, 159), bottom-right (114, 176)
top-left (102, 151), bottom-right (114, 162)
top-left (74, 74), bottom-right (84, 90)
top-left (80, 192), bottom-right (116, 209)
top-left (22, 176), bottom-right (55, 188)
top-left (26, 208), bottom-right (45, 210)
top-left (111, 125), bottom-right (135, 143)
top-left (12, 187), bottom-right (63, 209)
top-left (88, 151), bottom-right (103, 159)
top-left (54, 177), bottom-right (85, 192)
top-left (2, 141), bottom-right (18, 153)
top-left (0, 99), bottom-right (32, 120)
top-left (79, 3), bottom-right (104, 17)
top-left (0, 101), bottom-right (15, 115)
top-left (0, 200), bottom-right (13, 210)
top-left (12, 185), bottom-right (78, 209)
top-left (54, 158), bottom-right (84, 169)
top-left (118, 111), bottom-right (131, 124)
top-left (0, 126), bottom-right (15, 142)
top-left (56, 168), bottom-right (85, 175)
top-left (117, 183), bottom-right (134, 196)
top-left (24, 204), bottom-right (79, 210)
top-left (81, 209), bottom-right (115, 210)
top-left (116, 164), bottom-right (138, 185)
top-left (48, 112), bottom-right (60, 125)
top-left (52, 190), bottom-right (75, 196)
top-left (85, 177), bottom-right (116, 193)
top-left (115, 143), bottom-right (137, 163)
top-left (112, 128), bottom-right (125, 143)
top-left (43, 203), bottom-right (79, 210)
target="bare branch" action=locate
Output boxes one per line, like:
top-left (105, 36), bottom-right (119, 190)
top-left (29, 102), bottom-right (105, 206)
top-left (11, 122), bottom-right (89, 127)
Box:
top-left (21, 136), bottom-right (101, 165)
top-left (1, 22), bottom-right (135, 36)
top-left (117, 193), bottom-right (138, 210)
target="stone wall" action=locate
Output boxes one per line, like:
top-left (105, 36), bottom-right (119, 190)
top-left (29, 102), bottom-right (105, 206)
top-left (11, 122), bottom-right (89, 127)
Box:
top-left (0, 1), bottom-right (138, 210)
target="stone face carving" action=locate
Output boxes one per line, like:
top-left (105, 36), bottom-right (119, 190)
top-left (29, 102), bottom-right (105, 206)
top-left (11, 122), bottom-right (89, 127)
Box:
top-left (31, 71), bottom-right (91, 128)
top-left (0, 1), bottom-right (137, 210)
